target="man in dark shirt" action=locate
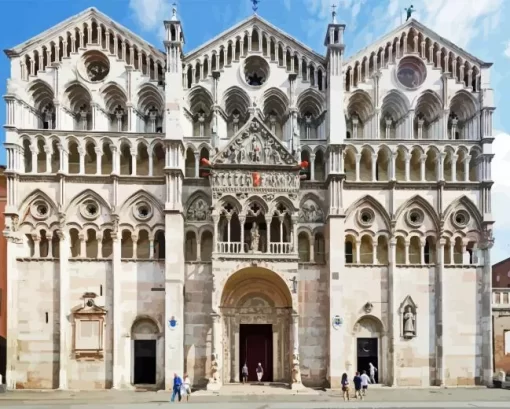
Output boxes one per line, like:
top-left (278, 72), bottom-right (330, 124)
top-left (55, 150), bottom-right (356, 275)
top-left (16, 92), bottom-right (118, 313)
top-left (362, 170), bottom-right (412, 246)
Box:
top-left (171, 373), bottom-right (183, 402)
top-left (353, 371), bottom-right (363, 400)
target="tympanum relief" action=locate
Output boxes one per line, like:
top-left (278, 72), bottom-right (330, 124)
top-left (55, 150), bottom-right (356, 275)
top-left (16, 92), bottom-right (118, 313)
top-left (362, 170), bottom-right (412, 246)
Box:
top-left (186, 198), bottom-right (211, 222)
top-left (298, 200), bottom-right (324, 223)
top-left (214, 119), bottom-right (296, 166)
top-left (211, 171), bottom-right (300, 190)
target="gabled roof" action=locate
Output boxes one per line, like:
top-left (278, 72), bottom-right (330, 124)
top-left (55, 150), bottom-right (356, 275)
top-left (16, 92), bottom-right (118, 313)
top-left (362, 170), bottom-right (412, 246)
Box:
top-left (4, 7), bottom-right (165, 60)
top-left (183, 14), bottom-right (326, 65)
top-left (344, 18), bottom-right (490, 68)
top-left (212, 114), bottom-right (299, 167)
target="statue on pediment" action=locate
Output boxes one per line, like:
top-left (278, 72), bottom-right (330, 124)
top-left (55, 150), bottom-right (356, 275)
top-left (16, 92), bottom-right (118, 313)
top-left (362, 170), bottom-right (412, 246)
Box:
top-left (250, 223), bottom-right (260, 252)
top-left (249, 137), bottom-right (262, 163)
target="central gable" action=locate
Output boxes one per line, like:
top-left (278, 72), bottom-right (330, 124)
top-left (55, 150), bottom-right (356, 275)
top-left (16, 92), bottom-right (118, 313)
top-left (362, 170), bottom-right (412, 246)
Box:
top-left (213, 115), bottom-right (298, 167)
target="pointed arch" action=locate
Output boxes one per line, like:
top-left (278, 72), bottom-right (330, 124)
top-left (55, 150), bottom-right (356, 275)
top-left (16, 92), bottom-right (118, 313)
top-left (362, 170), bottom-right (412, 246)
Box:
top-left (188, 85), bottom-right (215, 115)
top-left (18, 189), bottom-right (59, 219)
top-left (62, 81), bottom-right (92, 112)
top-left (64, 189), bottom-right (113, 213)
top-left (394, 195), bottom-right (440, 231)
top-left (443, 195), bottom-right (483, 229)
top-left (100, 81), bottom-right (128, 113)
top-left (346, 89), bottom-right (374, 123)
top-left (263, 87), bottom-right (289, 119)
top-left (119, 189), bottom-right (164, 216)
top-left (137, 82), bottom-right (164, 114)
top-left (345, 195), bottom-right (391, 229)
top-left (449, 90), bottom-right (478, 121)
top-left (222, 86), bottom-right (251, 116)
top-left (380, 89), bottom-right (410, 120)
top-left (243, 195), bottom-right (269, 215)
top-left (27, 79), bottom-right (55, 111)
top-left (270, 196), bottom-right (297, 214)
top-left (185, 190), bottom-right (211, 213)
top-left (296, 88), bottom-right (326, 118)
top-left (413, 89), bottom-right (442, 122)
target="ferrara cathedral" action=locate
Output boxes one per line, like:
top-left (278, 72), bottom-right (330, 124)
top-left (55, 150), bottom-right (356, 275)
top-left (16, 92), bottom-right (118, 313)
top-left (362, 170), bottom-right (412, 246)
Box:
top-left (1, 4), bottom-right (495, 390)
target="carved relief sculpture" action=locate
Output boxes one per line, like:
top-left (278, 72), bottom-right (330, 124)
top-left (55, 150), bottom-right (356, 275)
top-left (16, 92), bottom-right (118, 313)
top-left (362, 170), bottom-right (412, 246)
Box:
top-left (292, 353), bottom-right (302, 384)
top-left (210, 353), bottom-right (219, 383)
top-left (187, 198), bottom-right (210, 222)
top-left (299, 200), bottom-right (324, 223)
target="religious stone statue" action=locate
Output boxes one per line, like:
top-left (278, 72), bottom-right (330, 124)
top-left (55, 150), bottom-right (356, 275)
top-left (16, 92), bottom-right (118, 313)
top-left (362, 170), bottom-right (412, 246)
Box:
top-left (403, 306), bottom-right (416, 338)
top-left (187, 199), bottom-right (209, 222)
top-left (249, 137), bottom-right (261, 163)
top-left (405, 4), bottom-right (415, 21)
top-left (292, 353), bottom-right (302, 385)
top-left (210, 353), bottom-right (219, 383)
top-left (250, 223), bottom-right (260, 252)
top-left (299, 200), bottom-right (324, 223)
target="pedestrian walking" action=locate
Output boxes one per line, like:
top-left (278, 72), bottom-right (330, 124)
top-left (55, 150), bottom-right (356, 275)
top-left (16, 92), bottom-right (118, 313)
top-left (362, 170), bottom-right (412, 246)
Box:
top-left (341, 372), bottom-right (350, 401)
top-left (170, 373), bottom-right (182, 403)
top-left (256, 362), bottom-right (264, 382)
top-left (353, 371), bottom-right (363, 400)
top-left (360, 370), bottom-right (370, 396)
top-left (368, 362), bottom-right (377, 384)
top-left (242, 363), bottom-right (249, 384)
top-left (182, 373), bottom-right (191, 402)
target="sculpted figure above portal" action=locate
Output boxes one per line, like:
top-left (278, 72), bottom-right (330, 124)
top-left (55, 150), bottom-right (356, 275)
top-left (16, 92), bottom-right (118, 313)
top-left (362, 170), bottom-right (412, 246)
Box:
top-left (186, 198), bottom-right (211, 222)
top-left (214, 118), bottom-right (296, 166)
top-left (299, 200), bottom-right (324, 223)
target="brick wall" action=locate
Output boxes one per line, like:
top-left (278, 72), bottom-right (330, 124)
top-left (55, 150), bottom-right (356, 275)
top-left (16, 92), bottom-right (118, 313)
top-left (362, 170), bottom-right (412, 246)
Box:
top-left (493, 258), bottom-right (510, 288)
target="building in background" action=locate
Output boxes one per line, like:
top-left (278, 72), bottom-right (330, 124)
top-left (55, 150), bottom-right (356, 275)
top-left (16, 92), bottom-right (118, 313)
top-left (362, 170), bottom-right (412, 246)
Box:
top-left (492, 257), bottom-right (510, 375)
top-left (1, 4), bottom-right (496, 390)
top-left (0, 165), bottom-right (6, 384)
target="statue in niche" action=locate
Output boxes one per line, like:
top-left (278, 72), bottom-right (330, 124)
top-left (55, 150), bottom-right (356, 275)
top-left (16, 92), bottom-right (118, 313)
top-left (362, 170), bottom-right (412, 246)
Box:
top-left (299, 200), bottom-right (324, 223)
top-left (250, 223), bottom-right (260, 252)
top-left (403, 306), bottom-right (416, 338)
top-left (187, 198), bottom-right (209, 222)
top-left (210, 353), bottom-right (219, 383)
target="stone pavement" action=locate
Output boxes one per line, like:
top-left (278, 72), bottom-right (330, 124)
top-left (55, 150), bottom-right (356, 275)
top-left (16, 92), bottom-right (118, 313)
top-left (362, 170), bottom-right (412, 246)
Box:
top-left (1, 385), bottom-right (510, 407)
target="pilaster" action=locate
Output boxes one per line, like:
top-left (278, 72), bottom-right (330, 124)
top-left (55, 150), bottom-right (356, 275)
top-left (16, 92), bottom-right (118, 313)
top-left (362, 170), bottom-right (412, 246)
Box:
top-left (57, 227), bottom-right (70, 389)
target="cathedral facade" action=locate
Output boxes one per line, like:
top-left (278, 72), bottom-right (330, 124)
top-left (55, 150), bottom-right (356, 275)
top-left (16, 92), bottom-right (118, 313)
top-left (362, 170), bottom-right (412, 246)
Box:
top-left (2, 6), bottom-right (495, 390)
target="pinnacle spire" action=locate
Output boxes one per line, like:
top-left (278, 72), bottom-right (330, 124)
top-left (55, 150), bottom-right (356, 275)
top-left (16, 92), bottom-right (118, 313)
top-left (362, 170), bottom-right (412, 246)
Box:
top-left (171, 2), bottom-right (178, 21)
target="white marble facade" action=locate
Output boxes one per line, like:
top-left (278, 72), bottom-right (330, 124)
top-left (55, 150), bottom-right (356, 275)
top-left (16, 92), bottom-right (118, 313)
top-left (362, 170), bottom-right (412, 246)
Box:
top-left (1, 5), bottom-right (495, 390)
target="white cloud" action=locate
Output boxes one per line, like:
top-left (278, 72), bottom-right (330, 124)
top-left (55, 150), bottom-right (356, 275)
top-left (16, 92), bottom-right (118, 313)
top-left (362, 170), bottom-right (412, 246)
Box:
top-left (129, 0), bottom-right (173, 33)
top-left (504, 40), bottom-right (510, 58)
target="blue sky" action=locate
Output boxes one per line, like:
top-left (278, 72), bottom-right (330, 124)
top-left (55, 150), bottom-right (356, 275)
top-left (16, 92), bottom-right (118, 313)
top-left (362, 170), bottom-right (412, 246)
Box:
top-left (1, 0), bottom-right (510, 263)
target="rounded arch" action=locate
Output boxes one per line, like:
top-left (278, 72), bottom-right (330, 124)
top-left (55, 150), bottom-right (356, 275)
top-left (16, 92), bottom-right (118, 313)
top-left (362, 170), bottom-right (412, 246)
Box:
top-left (296, 88), bottom-right (325, 118)
top-left (262, 87), bottom-right (289, 119)
top-left (347, 89), bottom-right (374, 123)
top-left (100, 82), bottom-right (128, 113)
top-left (188, 85), bottom-right (214, 115)
top-left (131, 315), bottom-right (162, 337)
top-left (222, 86), bottom-right (251, 116)
top-left (220, 267), bottom-right (292, 308)
top-left (136, 82), bottom-right (164, 114)
top-left (27, 79), bottom-right (55, 111)
top-left (380, 90), bottom-right (409, 120)
top-left (352, 314), bottom-right (386, 336)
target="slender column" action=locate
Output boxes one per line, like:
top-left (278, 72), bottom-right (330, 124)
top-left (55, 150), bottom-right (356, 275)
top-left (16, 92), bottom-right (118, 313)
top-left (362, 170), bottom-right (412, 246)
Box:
top-left (239, 216), bottom-right (246, 253)
top-left (355, 154), bottom-right (361, 181)
top-left (292, 313), bottom-right (299, 356)
top-left (420, 155), bottom-right (426, 182)
top-left (111, 221), bottom-right (122, 388)
top-left (404, 240), bottom-right (410, 265)
top-left (58, 229), bottom-right (70, 389)
top-left (437, 238), bottom-right (446, 385)
top-left (463, 156), bottom-right (470, 181)
top-left (95, 147), bottom-right (102, 175)
top-left (355, 239), bottom-right (361, 264)
top-left (371, 154), bottom-right (377, 181)
top-left (265, 216), bottom-right (272, 253)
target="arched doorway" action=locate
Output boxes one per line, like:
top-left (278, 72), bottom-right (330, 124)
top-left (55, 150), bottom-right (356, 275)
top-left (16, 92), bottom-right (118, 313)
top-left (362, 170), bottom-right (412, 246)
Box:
top-left (352, 315), bottom-right (386, 384)
top-left (131, 316), bottom-right (163, 387)
top-left (220, 267), bottom-right (293, 383)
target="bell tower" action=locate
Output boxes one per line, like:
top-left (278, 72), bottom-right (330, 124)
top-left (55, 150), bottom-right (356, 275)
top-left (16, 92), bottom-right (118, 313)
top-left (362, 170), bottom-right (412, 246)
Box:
top-left (163, 4), bottom-right (186, 389)
top-left (324, 5), bottom-right (348, 389)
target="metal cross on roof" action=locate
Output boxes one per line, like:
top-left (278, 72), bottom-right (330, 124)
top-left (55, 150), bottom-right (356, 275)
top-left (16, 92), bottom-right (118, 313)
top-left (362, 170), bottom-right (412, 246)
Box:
top-left (331, 3), bottom-right (338, 23)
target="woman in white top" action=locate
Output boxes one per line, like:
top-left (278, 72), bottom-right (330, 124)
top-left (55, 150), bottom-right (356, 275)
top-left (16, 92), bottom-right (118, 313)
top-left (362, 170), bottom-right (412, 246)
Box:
top-left (182, 373), bottom-right (191, 401)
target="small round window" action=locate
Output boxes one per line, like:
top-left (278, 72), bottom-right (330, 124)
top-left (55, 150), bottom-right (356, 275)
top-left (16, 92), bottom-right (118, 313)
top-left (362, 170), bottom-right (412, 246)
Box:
top-left (396, 57), bottom-right (426, 89)
top-left (31, 200), bottom-right (50, 220)
top-left (80, 200), bottom-right (100, 221)
top-left (36, 204), bottom-right (48, 217)
top-left (358, 208), bottom-right (375, 227)
top-left (134, 202), bottom-right (153, 221)
top-left (453, 210), bottom-right (470, 228)
top-left (407, 209), bottom-right (424, 227)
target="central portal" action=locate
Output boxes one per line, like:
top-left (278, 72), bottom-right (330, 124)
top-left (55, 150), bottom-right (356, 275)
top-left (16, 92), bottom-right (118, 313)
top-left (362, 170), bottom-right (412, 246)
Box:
top-left (240, 324), bottom-right (273, 382)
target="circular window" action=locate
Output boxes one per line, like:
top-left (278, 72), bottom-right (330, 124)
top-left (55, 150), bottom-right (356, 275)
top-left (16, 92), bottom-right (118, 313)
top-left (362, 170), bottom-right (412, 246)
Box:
top-left (133, 201), bottom-right (153, 221)
top-left (81, 51), bottom-right (110, 83)
top-left (407, 208), bottom-right (424, 227)
top-left (242, 55), bottom-right (270, 87)
top-left (396, 57), bottom-right (427, 89)
top-left (80, 200), bottom-right (100, 221)
top-left (358, 208), bottom-right (375, 227)
top-left (31, 200), bottom-right (50, 220)
top-left (453, 210), bottom-right (470, 228)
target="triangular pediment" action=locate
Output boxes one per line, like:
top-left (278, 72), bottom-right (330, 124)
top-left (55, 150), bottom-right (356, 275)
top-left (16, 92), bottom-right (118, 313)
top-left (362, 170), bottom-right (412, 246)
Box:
top-left (344, 18), bottom-right (489, 70)
top-left (212, 115), bottom-right (298, 167)
top-left (183, 14), bottom-right (325, 66)
top-left (5, 7), bottom-right (164, 60)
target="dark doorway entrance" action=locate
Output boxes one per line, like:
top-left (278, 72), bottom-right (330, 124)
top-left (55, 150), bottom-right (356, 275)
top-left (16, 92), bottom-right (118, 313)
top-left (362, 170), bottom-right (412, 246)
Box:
top-left (134, 340), bottom-right (157, 384)
top-left (239, 324), bottom-right (273, 382)
top-left (357, 337), bottom-right (379, 383)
